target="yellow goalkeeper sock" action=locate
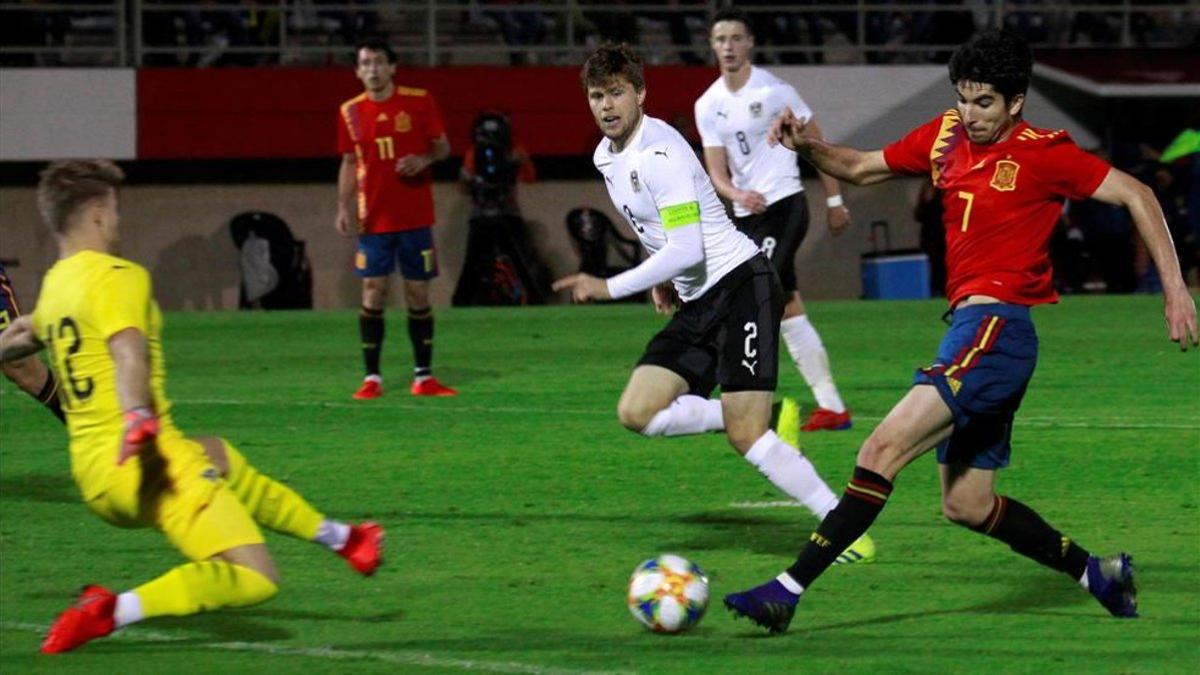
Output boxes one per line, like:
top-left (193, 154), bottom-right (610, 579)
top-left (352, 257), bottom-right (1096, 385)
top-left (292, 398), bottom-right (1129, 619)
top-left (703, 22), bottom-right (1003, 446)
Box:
top-left (133, 561), bottom-right (277, 619)
top-left (222, 440), bottom-right (324, 541)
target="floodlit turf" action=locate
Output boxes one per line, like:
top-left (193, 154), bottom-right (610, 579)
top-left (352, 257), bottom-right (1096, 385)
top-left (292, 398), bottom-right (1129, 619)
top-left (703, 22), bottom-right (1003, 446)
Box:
top-left (1, 295), bottom-right (1198, 674)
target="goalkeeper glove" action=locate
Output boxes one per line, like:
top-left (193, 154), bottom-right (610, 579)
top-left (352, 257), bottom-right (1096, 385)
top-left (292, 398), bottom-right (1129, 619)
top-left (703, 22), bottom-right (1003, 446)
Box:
top-left (119, 406), bottom-right (159, 465)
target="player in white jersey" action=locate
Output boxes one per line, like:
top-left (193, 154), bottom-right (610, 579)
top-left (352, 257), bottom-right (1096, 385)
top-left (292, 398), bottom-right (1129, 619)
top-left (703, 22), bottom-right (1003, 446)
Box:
top-left (554, 44), bottom-right (874, 564)
top-left (695, 8), bottom-right (853, 432)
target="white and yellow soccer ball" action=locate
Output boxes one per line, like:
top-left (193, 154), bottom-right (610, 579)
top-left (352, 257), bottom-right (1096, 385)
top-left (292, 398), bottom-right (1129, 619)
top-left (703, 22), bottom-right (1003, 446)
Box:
top-left (626, 554), bottom-right (709, 633)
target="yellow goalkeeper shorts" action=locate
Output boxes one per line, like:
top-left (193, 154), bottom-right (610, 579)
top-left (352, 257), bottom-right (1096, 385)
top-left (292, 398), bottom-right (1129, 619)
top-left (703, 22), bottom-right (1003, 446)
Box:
top-left (82, 434), bottom-right (264, 561)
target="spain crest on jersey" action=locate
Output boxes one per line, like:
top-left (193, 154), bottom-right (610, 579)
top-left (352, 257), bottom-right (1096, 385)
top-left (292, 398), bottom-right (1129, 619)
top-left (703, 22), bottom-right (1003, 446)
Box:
top-left (395, 111), bottom-right (412, 133)
top-left (990, 159), bottom-right (1019, 192)
top-left (630, 170), bottom-right (640, 193)
top-left (750, 102), bottom-right (763, 118)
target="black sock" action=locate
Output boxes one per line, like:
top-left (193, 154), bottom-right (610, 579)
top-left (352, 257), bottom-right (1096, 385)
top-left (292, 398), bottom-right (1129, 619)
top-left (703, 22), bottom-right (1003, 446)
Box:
top-left (359, 306), bottom-right (384, 377)
top-left (786, 466), bottom-right (894, 589)
top-left (35, 371), bottom-right (65, 424)
top-left (971, 496), bottom-right (1091, 580)
top-left (408, 307), bottom-right (433, 378)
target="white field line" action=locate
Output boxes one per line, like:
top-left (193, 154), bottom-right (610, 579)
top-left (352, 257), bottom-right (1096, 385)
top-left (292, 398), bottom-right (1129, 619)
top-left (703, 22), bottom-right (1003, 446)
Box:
top-left (728, 501), bottom-right (809, 509)
top-left (1, 621), bottom-right (632, 675)
top-left (172, 398), bottom-right (1200, 430)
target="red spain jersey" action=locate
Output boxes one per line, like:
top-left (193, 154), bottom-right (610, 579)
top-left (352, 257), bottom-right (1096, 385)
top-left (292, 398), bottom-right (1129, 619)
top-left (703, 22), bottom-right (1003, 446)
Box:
top-left (337, 86), bottom-right (446, 234)
top-left (884, 111), bottom-right (1111, 306)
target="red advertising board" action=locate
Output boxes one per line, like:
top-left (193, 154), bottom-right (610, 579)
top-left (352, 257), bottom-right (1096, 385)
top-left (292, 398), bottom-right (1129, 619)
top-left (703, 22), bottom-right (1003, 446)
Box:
top-left (137, 67), bottom-right (716, 159)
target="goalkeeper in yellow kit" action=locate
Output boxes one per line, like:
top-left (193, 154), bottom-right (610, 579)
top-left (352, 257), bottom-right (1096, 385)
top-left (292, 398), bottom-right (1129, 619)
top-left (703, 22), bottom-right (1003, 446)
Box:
top-left (0, 160), bottom-right (384, 654)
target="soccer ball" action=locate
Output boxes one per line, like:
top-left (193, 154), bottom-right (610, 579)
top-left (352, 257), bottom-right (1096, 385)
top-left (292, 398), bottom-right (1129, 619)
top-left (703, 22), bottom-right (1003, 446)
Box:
top-left (626, 554), bottom-right (709, 633)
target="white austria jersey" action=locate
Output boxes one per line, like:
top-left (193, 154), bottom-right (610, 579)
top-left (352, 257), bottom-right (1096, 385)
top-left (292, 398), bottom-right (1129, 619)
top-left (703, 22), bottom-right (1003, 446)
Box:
top-left (695, 66), bottom-right (812, 217)
top-left (593, 115), bottom-right (759, 302)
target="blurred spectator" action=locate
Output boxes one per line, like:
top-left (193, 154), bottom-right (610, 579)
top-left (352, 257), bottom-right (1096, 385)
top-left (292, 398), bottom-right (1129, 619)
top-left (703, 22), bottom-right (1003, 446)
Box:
top-left (1051, 205), bottom-right (1088, 293)
top-left (644, 0), bottom-right (705, 65)
top-left (1146, 164), bottom-right (1195, 289)
top-left (478, 0), bottom-right (547, 65)
top-left (1069, 0), bottom-right (1122, 45)
top-left (313, 0), bottom-right (378, 47)
top-left (1068, 196), bottom-right (1137, 293)
top-left (0, 0), bottom-right (69, 66)
top-left (914, 180), bottom-right (947, 296)
top-left (912, 0), bottom-right (976, 63)
top-left (578, 1), bottom-right (638, 47)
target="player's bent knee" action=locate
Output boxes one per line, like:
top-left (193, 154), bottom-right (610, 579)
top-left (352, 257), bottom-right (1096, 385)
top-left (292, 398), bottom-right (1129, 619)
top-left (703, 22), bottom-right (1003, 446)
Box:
top-left (941, 498), bottom-right (989, 528)
top-left (216, 543), bottom-right (281, 586)
top-left (857, 433), bottom-right (899, 472)
top-left (195, 436), bottom-right (230, 475)
top-left (617, 400), bottom-right (656, 433)
top-left (724, 422), bottom-right (767, 455)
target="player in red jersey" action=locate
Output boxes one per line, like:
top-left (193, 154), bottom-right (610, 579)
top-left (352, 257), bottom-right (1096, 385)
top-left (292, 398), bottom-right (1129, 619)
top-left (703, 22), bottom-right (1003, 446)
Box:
top-left (336, 39), bottom-right (455, 399)
top-left (725, 29), bottom-right (1198, 633)
top-left (1, 263), bottom-right (65, 422)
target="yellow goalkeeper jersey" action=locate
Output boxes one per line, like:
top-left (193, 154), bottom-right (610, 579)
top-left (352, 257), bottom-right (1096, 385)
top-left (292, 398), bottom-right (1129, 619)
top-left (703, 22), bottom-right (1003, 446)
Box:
top-left (32, 250), bottom-right (181, 499)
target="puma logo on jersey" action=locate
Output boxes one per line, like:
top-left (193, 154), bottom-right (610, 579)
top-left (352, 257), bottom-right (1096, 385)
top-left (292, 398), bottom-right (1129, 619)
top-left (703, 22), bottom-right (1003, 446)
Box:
top-left (654, 150), bottom-right (669, 158)
top-left (741, 359), bottom-right (757, 375)
top-left (716, 111), bottom-right (728, 119)
top-left (604, 174), bottom-right (613, 185)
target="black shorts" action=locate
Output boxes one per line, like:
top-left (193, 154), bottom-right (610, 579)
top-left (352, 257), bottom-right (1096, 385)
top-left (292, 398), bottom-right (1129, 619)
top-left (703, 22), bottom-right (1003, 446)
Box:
top-left (733, 192), bottom-right (809, 293)
top-left (637, 254), bottom-right (784, 397)
top-left (0, 263), bottom-right (20, 334)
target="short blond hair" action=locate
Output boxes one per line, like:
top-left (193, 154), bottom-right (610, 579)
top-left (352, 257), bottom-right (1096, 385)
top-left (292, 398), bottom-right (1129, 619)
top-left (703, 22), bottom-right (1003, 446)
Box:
top-left (37, 159), bottom-right (125, 234)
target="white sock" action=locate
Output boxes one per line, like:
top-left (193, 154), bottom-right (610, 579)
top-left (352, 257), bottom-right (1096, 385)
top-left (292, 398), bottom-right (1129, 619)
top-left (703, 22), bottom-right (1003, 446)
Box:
top-left (314, 520), bottom-right (351, 551)
top-left (744, 430), bottom-right (840, 519)
top-left (1079, 568), bottom-right (1090, 591)
top-left (776, 572), bottom-right (805, 595)
top-left (364, 374), bottom-right (382, 384)
top-left (114, 591), bottom-right (143, 629)
top-left (780, 315), bottom-right (845, 413)
top-left (640, 395), bottom-right (725, 437)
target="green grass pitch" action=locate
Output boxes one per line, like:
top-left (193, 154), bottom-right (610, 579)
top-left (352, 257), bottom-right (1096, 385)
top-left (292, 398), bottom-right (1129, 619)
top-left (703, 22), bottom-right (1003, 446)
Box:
top-left (1, 296), bottom-right (1197, 673)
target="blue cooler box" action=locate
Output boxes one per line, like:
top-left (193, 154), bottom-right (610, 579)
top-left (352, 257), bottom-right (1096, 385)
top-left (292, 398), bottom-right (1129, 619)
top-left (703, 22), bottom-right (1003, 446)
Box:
top-left (861, 252), bottom-right (931, 300)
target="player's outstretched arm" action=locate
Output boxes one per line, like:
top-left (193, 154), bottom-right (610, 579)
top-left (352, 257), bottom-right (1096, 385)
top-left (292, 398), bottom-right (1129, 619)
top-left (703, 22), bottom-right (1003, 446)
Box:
top-left (702, 146), bottom-right (766, 214)
top-left (1092, 168), bottom-right (1198, 350)
top-left (801, 118), bottom-right (854, 235)
top-left (768, 108), bottom-right (891, 186)
top-left (552, 272), bottom-right (612, 303)
top-left (0, 315), bottom-right (44, 363)
top-left (109, 327), bottom-right (158, 464)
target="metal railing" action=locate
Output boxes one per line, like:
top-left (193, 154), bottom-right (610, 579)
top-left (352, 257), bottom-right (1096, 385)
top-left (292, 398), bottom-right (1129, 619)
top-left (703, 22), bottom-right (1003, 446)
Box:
top-left (0, 1), bottom-right (1195, 67)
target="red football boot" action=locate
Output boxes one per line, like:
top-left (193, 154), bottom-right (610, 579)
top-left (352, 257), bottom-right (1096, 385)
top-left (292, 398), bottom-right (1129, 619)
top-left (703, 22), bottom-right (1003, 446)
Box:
top-left (410, 377), bottom-right (456, 397)
top-left (802, 407), bottom-right (853, 432)
top-left (41, 585), bottom-right (116, 654)
top-left (353, 377), bottom-right (383, 400)
top-left (339, 522), bottom-right (385, 576)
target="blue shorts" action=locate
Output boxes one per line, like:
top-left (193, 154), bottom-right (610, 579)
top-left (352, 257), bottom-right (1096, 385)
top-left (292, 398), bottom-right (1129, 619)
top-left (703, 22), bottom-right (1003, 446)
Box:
top-left (355, 229), bottom-right (438, 280)
top-left (0, 263), bottom-right (20, 334)
top-left (912, 303), bottom-right (1038, 470)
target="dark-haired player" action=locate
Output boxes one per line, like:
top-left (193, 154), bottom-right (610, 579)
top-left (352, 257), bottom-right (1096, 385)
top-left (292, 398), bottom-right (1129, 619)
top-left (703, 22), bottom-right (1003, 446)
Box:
top-left (0, 262), bottom-right (65, 422)
top-left (554, 44), bottom-right (873, 564)
top-left (724, 29), bottom-right (1198, 632)
top-left (336, 39), bottom-right (454, 399)
top-left (696, 8), bottom-right (854, 432)
top-left (2, 160), bottom-right (383, 653)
